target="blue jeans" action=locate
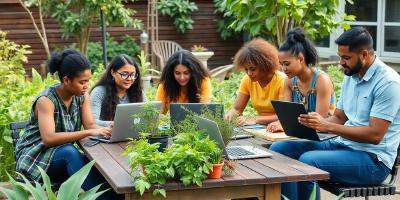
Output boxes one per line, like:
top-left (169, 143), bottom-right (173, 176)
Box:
top-left (270, 140), bottom-right (390, 200)
top-left (47, 144), bottom-right (123, 200)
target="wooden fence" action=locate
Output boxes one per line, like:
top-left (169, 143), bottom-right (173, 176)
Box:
top-left (0, 0), bottom-right (243, 75)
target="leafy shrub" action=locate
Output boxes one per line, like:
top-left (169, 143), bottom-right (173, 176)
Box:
top-left (0, 160), bottom-right (107, 200)
top-left (157, 0), bottom-right (198, 33)
top-left (324, 65), bottom-right (344, 99)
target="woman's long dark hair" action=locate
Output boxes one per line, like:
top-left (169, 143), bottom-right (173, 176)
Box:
top-left (160, 50), bottom-right (209, 103)
top-left (91, 54), bottom-right (143, 120)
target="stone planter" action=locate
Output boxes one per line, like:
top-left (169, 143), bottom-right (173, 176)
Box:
top-left (142, 75), bottom-right (151, 90)
top-left (191, 51), bottom-right (214, 69)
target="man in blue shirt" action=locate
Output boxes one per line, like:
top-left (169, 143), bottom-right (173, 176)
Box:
top-left (270, 27), bottom-right (400, 200)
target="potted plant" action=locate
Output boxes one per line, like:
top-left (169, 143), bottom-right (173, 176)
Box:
top-left (207, 147), bottom-right (223, 179)
top-left (123, 131), bottom-right (220, 197)
top-left (190, 45), bottom-right (214, 69)
top-left (137, 51), bottom-right (161, 90)
top-left (132, 103), bottom-right (172, 152)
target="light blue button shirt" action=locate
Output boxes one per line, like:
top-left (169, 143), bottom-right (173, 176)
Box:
top-left (335, 57), bottom-right (400, 169)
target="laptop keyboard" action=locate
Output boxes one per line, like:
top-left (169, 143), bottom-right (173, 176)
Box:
top-left (227, 147), bottom-right (254, 156)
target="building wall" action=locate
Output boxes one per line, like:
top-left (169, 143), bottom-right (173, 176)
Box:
top-left (0, 0), bottom-right (243, 75)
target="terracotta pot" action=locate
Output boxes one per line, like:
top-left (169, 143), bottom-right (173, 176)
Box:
top-left (208, 163), bottom-right (224, 179)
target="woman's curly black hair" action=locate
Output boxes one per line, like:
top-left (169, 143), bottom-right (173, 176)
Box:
top-left (160, 50), bottom-right (209, 103)
top-left (91, 54), bottom-right (143, 120)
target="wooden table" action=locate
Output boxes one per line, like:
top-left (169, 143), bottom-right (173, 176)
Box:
top-left (79, 137), bottom-right (329, 200)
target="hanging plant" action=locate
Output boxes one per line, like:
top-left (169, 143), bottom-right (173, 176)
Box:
top-left (157, 0), bottom-right (198, 34)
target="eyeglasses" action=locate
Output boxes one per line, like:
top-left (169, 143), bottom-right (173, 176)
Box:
top-left (116, 71), bottom-right (138, 80)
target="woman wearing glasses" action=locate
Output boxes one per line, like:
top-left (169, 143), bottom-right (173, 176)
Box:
top-left (155, 50), bottom-right (212, 114)
top-left (90, 54), bottom-right (146, 127)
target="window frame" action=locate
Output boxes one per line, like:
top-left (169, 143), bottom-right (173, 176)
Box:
top-left (316, 0), bottom-right (400, 63)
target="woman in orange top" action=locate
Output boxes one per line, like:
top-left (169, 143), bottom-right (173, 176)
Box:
top-left (225, 38), bottom-right (286, 125)
top-left (156, 50), bottom-right (212, 113)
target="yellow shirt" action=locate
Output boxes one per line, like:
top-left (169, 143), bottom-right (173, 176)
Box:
top-left (155, 77), bottom-right (212, 113)
top-left (239, 71), bottom-right (286, 116)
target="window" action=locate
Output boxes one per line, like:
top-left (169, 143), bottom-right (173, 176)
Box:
top-left (315, 0), bottom-right (400, 63)
top-left (383, 0), bottom-right (400, 55)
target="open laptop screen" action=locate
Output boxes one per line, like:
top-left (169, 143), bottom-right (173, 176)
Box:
top-left (170, 103), bottom-right (224, 130)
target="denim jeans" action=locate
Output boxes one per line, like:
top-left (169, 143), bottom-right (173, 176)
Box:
top-left (47, 144), bottom-right (123, 200)
top-left (270, 140), bottom-right (391, 200)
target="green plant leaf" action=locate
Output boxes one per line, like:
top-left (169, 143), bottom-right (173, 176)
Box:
top-left (309, 182), bottom-right (316, 200)
top-left (38, 166), bottom-right (56, 200)
top-left (78, 184), bottom-right (108, 200)
top-left (17, 173), bottom-right (46, 200)
top-left (165, 166), bottom-right (175, 177)
top-left (282, 194), bottom-right (290, 200)
top-left (57, 160), bottom-right (96, 200)
top-left (0, 187), bottom-right (17, 200)
top-left (134, 179), bottom-right (151, 195)
top-left (153, 188), bottom-right (166, 198)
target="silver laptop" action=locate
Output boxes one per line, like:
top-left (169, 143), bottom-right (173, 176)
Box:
top-left (90, 101), bottom-right (161, 143)
top-left (196, 116), bottom-right (272, 160)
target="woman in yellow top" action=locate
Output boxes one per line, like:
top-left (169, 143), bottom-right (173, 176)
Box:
top-left (225, 38), bottom-right (286, 125)
top-left (156, 50), bottom-right (212, 113)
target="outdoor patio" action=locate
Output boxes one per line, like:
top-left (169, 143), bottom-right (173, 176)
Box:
top-left (1, 0), bottom-right (400, 200)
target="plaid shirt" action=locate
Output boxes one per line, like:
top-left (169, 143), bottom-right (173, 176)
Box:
top-left (15, 84), bottom-right (84, 182)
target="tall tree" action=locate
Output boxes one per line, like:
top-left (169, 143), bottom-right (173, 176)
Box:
top-left (43, 0), bottom-right (143, 55)
top-left (216, 0), bottom-right (355, 46)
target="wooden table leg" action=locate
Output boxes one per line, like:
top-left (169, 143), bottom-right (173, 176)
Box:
top-left (263, 183), bottom-right (281, 200)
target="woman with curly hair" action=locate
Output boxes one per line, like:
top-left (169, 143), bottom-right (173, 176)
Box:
top-left (224, 38), bottom-right (286, 125)
top-left (155, 50), bottom-right (212, 113)
top-left (90, 54), bottom-right (146, 127)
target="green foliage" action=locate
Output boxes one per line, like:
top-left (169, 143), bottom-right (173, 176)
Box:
top-left (199, 106), bottom-right (236, 146)
top-left (137, 51), bottom-right (151, 76)
top-left (191, 45), bottom-right (208, 52)
top-left (144, 84), bottom-right (157, 101)
top-left (214, 0), bottom-right (355, 45)
top-left (43, 0), bottom-right (143, 54)
top-left (0, 160), bottom-right (107, 200)
top-left (132, 103), bottom-right (172, 137)
top-left (157, 0), bottom-right (198, 33)
top-left (213, 0), bottom-right (241, 40)
top-left (168, 132), bottom-right (218, 185)
top-left (124, 131), bottom-right (221, 197)
top-left (0, 31), bottom-right (31, 71)
top-left (324, 65), bottom-right (344, 100)
top-left (0, 31), bottom-right (52, 181)
top-left (71, 35), bottom-right (141, 72)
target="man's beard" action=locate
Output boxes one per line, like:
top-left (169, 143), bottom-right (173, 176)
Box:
top-left (342, 58), bottom-right (363, 76)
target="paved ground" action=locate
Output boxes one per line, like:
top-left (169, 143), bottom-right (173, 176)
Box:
top-left (320, 175), bottom-right (400, 199)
